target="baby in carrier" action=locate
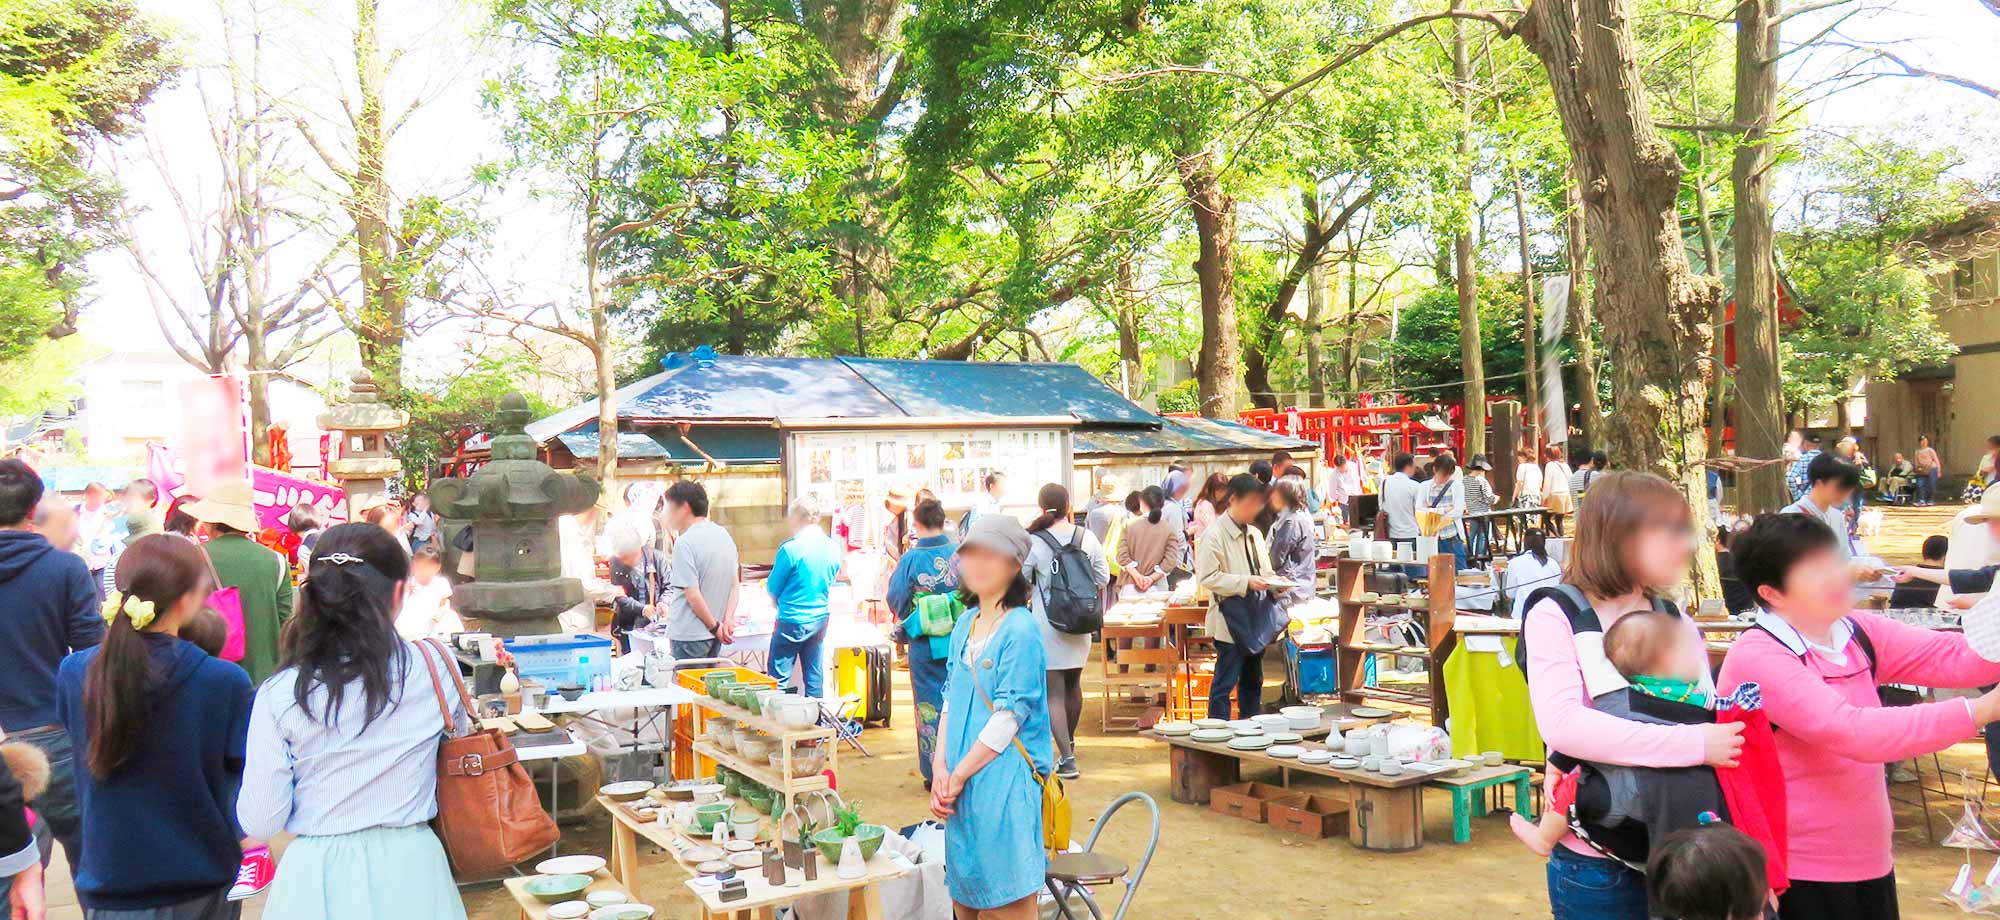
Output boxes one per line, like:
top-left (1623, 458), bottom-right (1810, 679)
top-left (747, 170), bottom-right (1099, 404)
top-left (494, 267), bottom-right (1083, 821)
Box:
top-left (1513, 609), bottom-right (1761, 866)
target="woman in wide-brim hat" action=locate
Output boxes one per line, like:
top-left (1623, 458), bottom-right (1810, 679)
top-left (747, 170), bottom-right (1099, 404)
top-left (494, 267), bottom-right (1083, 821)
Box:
top-left (185, 479), bottom-right (294, 684)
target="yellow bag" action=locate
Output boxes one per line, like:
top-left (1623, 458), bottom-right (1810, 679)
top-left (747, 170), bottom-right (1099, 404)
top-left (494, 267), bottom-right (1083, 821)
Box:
top-left (974, 677), bottom-right (1072, 856)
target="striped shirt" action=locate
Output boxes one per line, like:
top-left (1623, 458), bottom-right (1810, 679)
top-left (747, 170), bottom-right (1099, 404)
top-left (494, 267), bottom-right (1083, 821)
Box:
top-left (1464, 476), bottom-right (1496, 515)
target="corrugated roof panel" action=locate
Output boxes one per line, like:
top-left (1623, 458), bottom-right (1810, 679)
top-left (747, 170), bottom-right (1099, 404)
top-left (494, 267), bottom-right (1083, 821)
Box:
top-left (557, 422), bottom-right (783, 464)
top-left (1171, 416), bottom-right (1317, 451)
top-left (1075, 416), bottom-right (1314, 456)
top-left (627, 356), bottom-right (904, 421)
top-left (840, 358), bottom-right (1154, 426)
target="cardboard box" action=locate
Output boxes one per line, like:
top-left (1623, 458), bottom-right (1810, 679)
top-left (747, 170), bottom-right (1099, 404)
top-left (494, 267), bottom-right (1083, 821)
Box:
top-left (1267, 792), bottom-right (1349, 838)
top-left (1209, 782), bottom-right (1290, 823)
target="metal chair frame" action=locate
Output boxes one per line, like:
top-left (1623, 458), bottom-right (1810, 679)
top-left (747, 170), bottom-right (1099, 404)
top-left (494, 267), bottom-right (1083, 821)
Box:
top-left (1044, 792), bottom-right (1161, 920)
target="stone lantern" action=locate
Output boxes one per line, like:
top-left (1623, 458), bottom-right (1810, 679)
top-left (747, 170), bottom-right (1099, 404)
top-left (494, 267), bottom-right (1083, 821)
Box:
top-left (428, 392), bottom-right (601, 636)
top-left (316, 370), bottom-right (409, 516)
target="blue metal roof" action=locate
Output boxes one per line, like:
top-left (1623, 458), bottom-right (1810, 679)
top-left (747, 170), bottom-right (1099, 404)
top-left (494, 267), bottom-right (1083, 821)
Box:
top-left (1074, 416), bottom-right (1315, 456)
top-left (839, 358), bottom-right (1155, 426)
top-left (530, 353), bottom-right (1155, 447)
top-left (555, 422), bottom-right (785, 464)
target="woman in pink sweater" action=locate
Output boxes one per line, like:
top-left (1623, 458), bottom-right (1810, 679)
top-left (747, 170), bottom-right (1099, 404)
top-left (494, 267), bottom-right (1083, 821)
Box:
top-left (1720, 512), bottom-right (2000, 920)
top-left (1523, 472), bottom-right (1746, 918)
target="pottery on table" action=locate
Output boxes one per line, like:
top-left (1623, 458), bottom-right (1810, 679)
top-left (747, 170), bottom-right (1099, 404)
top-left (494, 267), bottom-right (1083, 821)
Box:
top-left (536, 855), bottom-right (608, 876)
top-left (548, 902), bottom-right (589, 920)
top-left (731, 815), bottom-right (761, 840)
top-left (743, 787), bottom-right (777, 814)
top-left (1251, 714), bottom-right (1289, 731)
top-left (1298, 750), bottom-right (1334, 765)
top-left (693, 802), bottom-right (733, 833)
top-left (695, 860), bottom-right (731, 877)
top-left (556, 684), bottom-right (587, 702)
top-left (1192, 718), bottom-right (1228, 730)
top-left (1280, 705), bottom-right (1321, 730)
top-left (586, 891), bottom-right (628, 908)
top-left (771, 695), bottom-right (819, 729)
top-left (524, 874), bottom-right (592, 904)
top-left (1483, 751), bottom-right (1504, 767)
top-left (689, 783), bottom-right (726, 804)
top-left (1152, 721), bottom-right (1195, 736)
top-left (1267, 745), bottom-right (1303, 759)
top-left (776, 739), bottom-right (827, 775)
top-left (1380, 761), bottom-right (1404, 777)
top-left (703, 672), bottom-right (736, 697)
top-left (737, 732), bottom-right (776, 763)
top-left (1267, 731), bottom-right (1303, 744)
top-left (1190, 728), bottom-right (1233, 743)
top-left (589, 907), bottom-right (654, 920)
top-left (1360, 755), bottom-right (1382, 772)
top-left (599, 781), bottom-right (654, 803)
top-left (682, 845), bottom-right (725, 864)
top-left (728, 851), bottom-right (762, 869)
top-left (811, 824), bottom-right (888, 864)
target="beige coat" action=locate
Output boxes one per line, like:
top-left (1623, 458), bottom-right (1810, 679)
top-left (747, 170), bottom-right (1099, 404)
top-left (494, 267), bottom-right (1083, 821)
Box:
top-left (1195, 514), bottom-right (1272, 645)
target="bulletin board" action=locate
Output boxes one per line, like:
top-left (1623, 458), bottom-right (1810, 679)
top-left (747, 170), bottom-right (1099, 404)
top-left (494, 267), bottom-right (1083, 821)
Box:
top-left (785, 426), bottom-right (1072, 548)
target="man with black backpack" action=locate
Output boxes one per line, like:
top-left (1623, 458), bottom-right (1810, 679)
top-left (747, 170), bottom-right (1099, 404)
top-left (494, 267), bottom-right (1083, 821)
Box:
top-left (1196, 474), bottom-right (1279, 720)
top-left (1025, 483), bottom-right (1109, 780)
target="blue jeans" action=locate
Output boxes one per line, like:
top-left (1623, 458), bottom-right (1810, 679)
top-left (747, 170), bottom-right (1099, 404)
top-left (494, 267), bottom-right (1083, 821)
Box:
top-left (1917, 472), bottom-right (1938, 503)
top-left (1439, 536), bottom-right (1468, 572)
top-left (1208, 640), bottom-right (1263, 720)
top-left (0, 727), bottom-right (80, 899)
top-left (1546, 846), bottom-right (1648, 920)
top-left (768, 618), bottom-right (828, 698)
top-left (1466, 520), bottom-right (1490, 561)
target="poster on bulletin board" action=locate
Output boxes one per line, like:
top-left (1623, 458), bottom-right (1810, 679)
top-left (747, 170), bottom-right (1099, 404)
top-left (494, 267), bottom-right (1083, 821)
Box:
top-left (786, 426), bottom-right (1071, 552)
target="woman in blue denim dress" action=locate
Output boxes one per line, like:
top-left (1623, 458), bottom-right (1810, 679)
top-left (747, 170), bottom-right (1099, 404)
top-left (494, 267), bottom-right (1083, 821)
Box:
top-left (930, 515), bottom-right (1051, 919)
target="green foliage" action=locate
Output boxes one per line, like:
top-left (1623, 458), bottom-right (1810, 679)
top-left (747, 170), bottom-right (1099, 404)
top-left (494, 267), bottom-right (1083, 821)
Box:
top-left (831, 799), bottom-right (863, 838)
top-left (390, 353), bottom-right (554, 490)
top-left (1155, 379), bottom-right (1201, 415)
top-left (1389, 276), bottom-right (1551, 402)
top-left (1775, 128), bottom-right (1985, 413)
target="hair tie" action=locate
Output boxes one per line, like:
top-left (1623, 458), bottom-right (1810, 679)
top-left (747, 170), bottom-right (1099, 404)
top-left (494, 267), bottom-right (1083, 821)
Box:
top-left (100, 590), bottom-right (157, 630)
top-left (318, 552), bottom-right (365, 566)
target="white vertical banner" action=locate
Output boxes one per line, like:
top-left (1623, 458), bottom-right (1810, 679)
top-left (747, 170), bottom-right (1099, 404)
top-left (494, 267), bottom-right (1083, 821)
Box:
top-left (1539, 275), bottom-right (1572, 444)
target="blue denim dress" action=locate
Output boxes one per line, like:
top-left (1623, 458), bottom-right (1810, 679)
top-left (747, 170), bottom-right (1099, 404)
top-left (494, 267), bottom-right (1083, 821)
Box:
top-left (942, 604), bottom-right (1051, 909)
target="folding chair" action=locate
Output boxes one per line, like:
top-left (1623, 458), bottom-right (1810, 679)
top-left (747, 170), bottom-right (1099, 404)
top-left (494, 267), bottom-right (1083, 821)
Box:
top-left (819, 694), bottom-right (872, 758)
top-left (1044, 792), bottom-right (1161, 920)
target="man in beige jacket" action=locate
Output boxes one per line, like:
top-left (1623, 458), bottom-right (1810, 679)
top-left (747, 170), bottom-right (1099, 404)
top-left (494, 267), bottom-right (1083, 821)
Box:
top-left (1196, 473), bottom-right (1275, 719)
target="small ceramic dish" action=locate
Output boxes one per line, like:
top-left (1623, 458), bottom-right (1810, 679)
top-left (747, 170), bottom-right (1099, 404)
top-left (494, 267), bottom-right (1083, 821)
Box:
top-left (524, 874), bottom-right (592, 904)
top-left (1327, 755), bottom-right (1361, 769)
top-left (728, 851), bottom-right (763, 869)
top-left (1226, 719), bottom-right (1259, 732)
top-left (586, 891), bottom-right (628, 908)
top-left (1350, 707), bottom-right (1396, 719)
top-left (1267, 745), bottom-right (1303, 759)
top-left (1226, 736), bottom-right (1273, 751)
top-left (1192, 718), bottom-right (1228, 730)
top-left (1152, 721), bottom-right (1195, 735)
top-left (1231, 725), bottom-right (1263, 737)
top-left (590, 905), bottom-right (655, 920)
top-left (1267, 731), bottom-right (1303, 744)
top-left (599, 781), bottom-right (654, 803)
top-left (535, 854), bottom-right (607, 876)
top-left (723, 839), bottom-right (756, 853)
top-left (1297, 750), bottom-right (1335, 765)
top-left (1251, 713), bottom-right (1289, 729)
top-left (1190, 728), bottom-right (1234, 744)
top-left (682, 845), bottom-right (725, 864)
top-left (695, 859), bottom-right (731, 877)
top-left (548, 901), bottom-right (590, 920)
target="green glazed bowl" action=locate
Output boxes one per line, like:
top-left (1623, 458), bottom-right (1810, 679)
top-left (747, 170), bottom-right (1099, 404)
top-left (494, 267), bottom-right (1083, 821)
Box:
top-left (743, 787), bottom-right (775, 814)
top-left (703, 672), bottom-right (734, 697)
top-left (811, 825), bottom-right (887, 864)
top-left (721, 771), bottom-right (743, 797)
top-left (524, 874), bottom-right (592, 904)
top-left (693, 802), bottom-right (733, 832)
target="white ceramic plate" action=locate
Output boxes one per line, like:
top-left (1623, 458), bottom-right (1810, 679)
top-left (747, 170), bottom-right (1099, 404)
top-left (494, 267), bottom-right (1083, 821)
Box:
top-left (1350, 707), bottom-right (1396, 719)
top-left (549, 903), bottom-right (590, 920)
top-left (1251, 714), bottom-right (1289, 727)
top-left (1297, 750), bottom-right (1334, 765)
top-left (586, 891), bottom-right (628, 908)
top-left (1227, 736), bottom-right (1273, 750)
top-left (535, 855), bottom-right (607, 876)
top-left (1193, 718), bottom-right (1228, 729)
top-left (1267, 745), bottom-right (1303, 759)
top-left (590, 907), bottom-right (655, 920)
top-left (1267, 731), bottom-right (1303, 744)
top-left (1190, 729), bottom-right (1233, 743)
top-left (1153, 721), bottom-right (1196, 735)
top-left (1327, 756), bottom-right (1360, 769)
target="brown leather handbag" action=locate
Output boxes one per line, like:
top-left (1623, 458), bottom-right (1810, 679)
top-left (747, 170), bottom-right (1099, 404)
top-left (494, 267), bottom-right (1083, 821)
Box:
top-left (417, 638), bottom-right (559, 877)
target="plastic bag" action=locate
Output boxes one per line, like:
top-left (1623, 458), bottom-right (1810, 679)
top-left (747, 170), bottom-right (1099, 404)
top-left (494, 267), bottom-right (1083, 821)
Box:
top-left (1943, 769), bottom-right (2000, 852)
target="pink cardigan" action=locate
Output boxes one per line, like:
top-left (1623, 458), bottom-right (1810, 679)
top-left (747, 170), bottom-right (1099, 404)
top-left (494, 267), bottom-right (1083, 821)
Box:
top-left (1718, 613), bottom-right (2000, 882)
top-left (1523, 597), bottom-right (1709, 856)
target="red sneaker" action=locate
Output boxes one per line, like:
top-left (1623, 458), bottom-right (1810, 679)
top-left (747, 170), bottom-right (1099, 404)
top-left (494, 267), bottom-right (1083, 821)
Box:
top-left (228, 847), bottom-right (274, 901)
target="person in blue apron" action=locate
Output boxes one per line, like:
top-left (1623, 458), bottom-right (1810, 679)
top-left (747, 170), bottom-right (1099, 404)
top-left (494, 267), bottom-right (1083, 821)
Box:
top-left (886, 499), bottom-right (961, 789)
top-left (931, 516), bottom-right (1050, 919)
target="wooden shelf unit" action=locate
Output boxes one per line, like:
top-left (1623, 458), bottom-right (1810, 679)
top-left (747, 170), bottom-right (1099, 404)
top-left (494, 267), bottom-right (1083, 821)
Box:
top-left (689, 696), bottom-right (838, 809)
top-left (1334, 554), bottom-right (1457, 726)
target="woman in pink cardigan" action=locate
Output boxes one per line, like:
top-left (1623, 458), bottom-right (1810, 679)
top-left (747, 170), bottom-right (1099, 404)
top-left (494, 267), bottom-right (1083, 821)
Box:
top-left (1523, 472), bottom-right (1746, 918)
top-left (1720, 512), bottom-right (2000, 920)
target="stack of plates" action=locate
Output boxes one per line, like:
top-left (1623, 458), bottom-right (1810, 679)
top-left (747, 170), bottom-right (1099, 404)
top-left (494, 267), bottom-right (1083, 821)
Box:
top-left (1190, 728), bottom-right (1234, 744)
top-left (1193, 718), bottom-right (1228, 730)
top-left (1280, 705), bottom-right (1321, 730)
top-left (1297, 750), bottom-right (1335, 765)
top-left (1226, 735), bottom-right (1273, 751)
top-left (1226, 719), bottom-right (1260, 733)
top-left (1153, 721), bottom-right (1195, 736)
top-left (1251, 714), bottom-right (1290, 731)
top-left (1267, 731), bottom-right (1303, 744)
top-left (1327, 755), bottom-right (1360, 769)
top-left (1429, 758), bottom-right (1474, 777)
top-left (1267, 745), bottom-right (1304, 759)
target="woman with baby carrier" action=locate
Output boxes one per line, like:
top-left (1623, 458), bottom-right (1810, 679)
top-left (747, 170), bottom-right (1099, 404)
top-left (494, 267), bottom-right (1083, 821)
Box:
top-left (1522, 472), bottom-right (1750, 918)
top-left (1720, 513), bottom-right (2000, 920)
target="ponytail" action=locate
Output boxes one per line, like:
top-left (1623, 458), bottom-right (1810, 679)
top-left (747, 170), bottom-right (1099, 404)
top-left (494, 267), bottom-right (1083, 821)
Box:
top-left (86, 534), bottom-right (211, 778)
top-left (1028, 483), bottom-right (1070, 533)
top-left (1142, 485), bottom-right (1165, 525)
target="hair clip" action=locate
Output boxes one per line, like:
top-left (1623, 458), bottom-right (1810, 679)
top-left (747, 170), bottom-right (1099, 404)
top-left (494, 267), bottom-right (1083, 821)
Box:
top-left (319, 552), bottom-right (364, 566)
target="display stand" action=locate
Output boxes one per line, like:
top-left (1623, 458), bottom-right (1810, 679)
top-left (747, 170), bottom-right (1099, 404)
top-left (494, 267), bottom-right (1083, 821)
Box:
top-left (1100, 614), bottom-right (1176, 731)
top-left (1335, 554), bottom-right (1456, 725)
top-left (686, 694), bottom-right (839, 812)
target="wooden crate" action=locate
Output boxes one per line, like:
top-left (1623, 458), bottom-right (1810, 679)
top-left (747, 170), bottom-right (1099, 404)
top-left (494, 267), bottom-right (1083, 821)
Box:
top-left (1267, 792), bottom-right (1349, 839)
top-left (1209, 781), bottom-right (1290, 823)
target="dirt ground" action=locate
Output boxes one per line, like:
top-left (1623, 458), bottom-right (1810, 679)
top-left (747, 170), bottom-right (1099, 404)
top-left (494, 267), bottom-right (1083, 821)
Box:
top-left (36, 505), bottom-right (1989, 919)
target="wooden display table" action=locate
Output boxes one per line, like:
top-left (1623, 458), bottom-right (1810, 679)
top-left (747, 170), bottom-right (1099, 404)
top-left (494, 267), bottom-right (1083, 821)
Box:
top-left (684, 693), bottom-right (838, 812)
top-left (1147, 704), bottom-right (1431, 851)
top-left (595, 795), bottom-right (907, 919)
top-left (505, 869), bottom-right (630, 920)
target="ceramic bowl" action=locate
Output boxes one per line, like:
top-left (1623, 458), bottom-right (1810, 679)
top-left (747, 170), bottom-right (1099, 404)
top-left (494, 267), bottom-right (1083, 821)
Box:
top-left (1328, 756), bottom-right (1360, 769)
top-left (771, 695), bottom-right (819, 729)
top-left (1267, 745), bottom-right (1303, 759)
top-left (1483, 751), bottom-right (1504, 767)
top-left (811, 824), bottom-right (888, 863)
top-left (1360, 755), bottom-right (1382, 771)
top-left (743, 787), bottom-right (777, 814)
top-left (1298, 750), bottom-right (1334, 765)
top-left (1380, 761), bottom-right (1404, 777)
top-left (536, 854), bottom-right (607, 875)
top-left (548, 901), bottom-right (590, 919)
top-left (703, 672), bottom-right (736, 697)
top-left (689, 783), bottom-right (726, 804)
top-left (748, 688), bottom-right (781, 715)
top-left (1190, 728), bottom-right (1233, 743)
top-left (682, 845), bottom-right (725, 864)
top-left (1251, 713), bottom-right (1290, 730)
top-left (737, 733), bottom-right (776, 762)
top-left (731, 816), bottom-right (761, 840)
top-left (695, 859), bottom-right (731, 877)
top-left (524, 874), bottom-right (592, 904)
top-left (724, 839), bottom-right (756, 853)
top-left (599, 781), bottom-right (654, 803)
top-left (586, 890), bottom-right (628, 908)
top-left (693, 802), bottom-right (733, 833)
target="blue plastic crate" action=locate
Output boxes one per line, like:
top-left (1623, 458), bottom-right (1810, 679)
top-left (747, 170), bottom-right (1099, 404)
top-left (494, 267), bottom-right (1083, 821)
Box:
top-left (1296, 644), bottom-right (1336, 695)
top-left (502, 634), bottom-right (614, 688)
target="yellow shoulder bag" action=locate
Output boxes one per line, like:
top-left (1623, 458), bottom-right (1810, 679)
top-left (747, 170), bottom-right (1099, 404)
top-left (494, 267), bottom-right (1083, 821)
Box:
top-left (972, 671), bottom-right (1071, 856)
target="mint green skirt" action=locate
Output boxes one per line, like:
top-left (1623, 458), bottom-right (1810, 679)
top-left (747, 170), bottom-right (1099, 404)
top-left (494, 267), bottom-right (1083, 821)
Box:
top-left (265, 824), bottom-right (466, 920)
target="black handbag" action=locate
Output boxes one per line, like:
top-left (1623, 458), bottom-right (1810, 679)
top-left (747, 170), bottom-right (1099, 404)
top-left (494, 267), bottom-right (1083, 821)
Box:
top-left (1217, 531), bottom-right (1284, 655)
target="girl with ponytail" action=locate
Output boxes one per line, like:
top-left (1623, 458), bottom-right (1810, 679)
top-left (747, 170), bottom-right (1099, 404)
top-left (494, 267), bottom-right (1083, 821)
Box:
top-left (1021, 483), bottom-right (1109, 780)
top-left (236, 523), bottom-right (468, 920)
top-left (57, 533), bottom-right (252, 918)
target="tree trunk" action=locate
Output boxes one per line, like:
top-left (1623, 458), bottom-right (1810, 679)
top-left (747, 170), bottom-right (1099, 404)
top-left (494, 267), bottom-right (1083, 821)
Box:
top-left (1518, 0), bottom-right (1723, 597)
top-left (1115, 255), bottom-right (1143, 399)
top-left (1178, 150), bottom-right (1240, 419)
top-left (1453, 1), bottom-right (1486, 458)
top-left (1732, 0), bottom-right (1786, 512)
top-left (1305, 259), bottom-right (1327, 407)
top-left (1513, 170), bottom-right (1539, 448)
top-left (351, 0), bottom-right (401, 388)
top-left (1564, 179), bottom-right (1601, 447)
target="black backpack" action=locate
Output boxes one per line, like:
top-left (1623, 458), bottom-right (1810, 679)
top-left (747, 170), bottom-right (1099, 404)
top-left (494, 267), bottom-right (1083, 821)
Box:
top-left (1033, 529), bottom-right (1104, 635)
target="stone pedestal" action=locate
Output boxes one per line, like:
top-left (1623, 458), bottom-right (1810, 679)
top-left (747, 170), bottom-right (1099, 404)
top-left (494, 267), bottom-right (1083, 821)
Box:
top-left (428, 393), bottom-right (600, 636)
top-left (316, 370), bottom-right (409, 517)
